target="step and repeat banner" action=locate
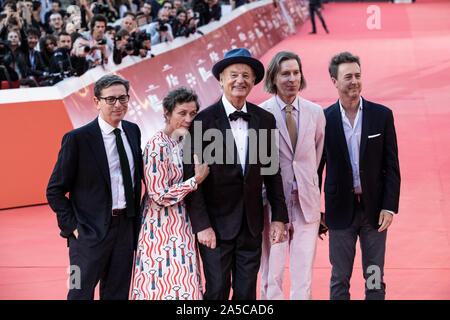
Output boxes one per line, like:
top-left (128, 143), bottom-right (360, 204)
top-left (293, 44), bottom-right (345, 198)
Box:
top-left (0, 0), bottom-right (307, 209)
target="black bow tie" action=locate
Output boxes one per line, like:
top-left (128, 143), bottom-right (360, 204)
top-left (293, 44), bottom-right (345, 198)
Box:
top-left (229, 110), bottom-right (251, 122)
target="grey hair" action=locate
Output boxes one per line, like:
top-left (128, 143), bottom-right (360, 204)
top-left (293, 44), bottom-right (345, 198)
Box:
top-left (94, 74), bottom-right (130, 98)
top-left (328, 51), bottom-right (361, 79)
top-left (263, 51), bottom-right (307, 94)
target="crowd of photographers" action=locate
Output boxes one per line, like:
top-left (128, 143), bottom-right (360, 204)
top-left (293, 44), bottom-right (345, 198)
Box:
top-left (0, 0), bottom-right (227, 87)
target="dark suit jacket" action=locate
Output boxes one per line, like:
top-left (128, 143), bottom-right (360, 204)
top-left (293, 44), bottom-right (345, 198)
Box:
top-left (46, 118), bottom-right (144, 246)
top-left (319, 98), bottom-right (401, 230)
top-left (184, 99), bottom-right (288, 241)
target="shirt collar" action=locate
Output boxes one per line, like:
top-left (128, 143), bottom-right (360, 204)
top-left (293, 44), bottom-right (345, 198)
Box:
top-left (98, 115), bottom-right (123, 135)
top-left (222, 95), bottom-right (247, 116)
top-left (339, 96), bottom-right (363, 115)
top-left (275, 95), bottom-right (299, 111)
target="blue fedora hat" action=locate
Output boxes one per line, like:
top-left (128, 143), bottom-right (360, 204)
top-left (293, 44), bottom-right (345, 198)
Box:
top-left (212, 48), bottom-right (265, 84)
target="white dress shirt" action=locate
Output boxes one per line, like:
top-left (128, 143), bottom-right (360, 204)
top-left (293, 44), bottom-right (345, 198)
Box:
top-left (222, 95), bottom-right (248, 173)
top-left (339, 97), bottom-right (363, 194)
top-left (98, 116), bottom-right (136, 210)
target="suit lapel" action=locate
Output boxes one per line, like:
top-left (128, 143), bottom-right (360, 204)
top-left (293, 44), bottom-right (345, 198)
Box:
top-left (295, 98), bottom-right (311, 154)
top-left (359, 97), bottom-right (370, 162)
top-left (330, 102), bottom-right (352, 168)
top-left (85, 119), bottom-right (111, 190)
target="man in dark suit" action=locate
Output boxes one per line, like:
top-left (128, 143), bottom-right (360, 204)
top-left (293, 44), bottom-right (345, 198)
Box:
top-left (46, 74), bottom-right (143, 300)
top-left (319, 52), bottom-right (401, 300)
top-left (184, 48), bottom-right (289, 300)
top-left (308, 0), bottom-right (329, 34)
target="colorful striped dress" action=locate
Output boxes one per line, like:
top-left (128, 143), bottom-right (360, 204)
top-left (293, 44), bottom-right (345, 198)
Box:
top-left (131, 131), bottom-right (202, 300)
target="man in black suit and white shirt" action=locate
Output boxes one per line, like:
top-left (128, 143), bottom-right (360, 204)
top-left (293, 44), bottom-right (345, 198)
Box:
top-left (319, 52), bottom-right (400, 300)
top-left (47, 74), bottom-right (143, 300)
top-left (184, 48), bottom-right (289, 300)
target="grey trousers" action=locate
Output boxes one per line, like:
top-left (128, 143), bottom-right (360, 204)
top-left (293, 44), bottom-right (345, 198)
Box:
top-left (329, 200), bottom-right (387, 300)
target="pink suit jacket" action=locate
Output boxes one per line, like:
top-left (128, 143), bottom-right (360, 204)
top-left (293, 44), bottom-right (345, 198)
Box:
top-left (260, 96), bottom-right (326, 224)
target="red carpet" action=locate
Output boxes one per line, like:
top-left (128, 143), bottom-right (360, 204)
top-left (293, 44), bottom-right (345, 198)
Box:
top-left (1, 1), bottom-right (449, 299)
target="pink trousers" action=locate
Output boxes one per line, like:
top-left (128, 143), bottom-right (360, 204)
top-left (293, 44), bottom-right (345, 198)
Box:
top-left (260, 194), bottom-right (320, 300)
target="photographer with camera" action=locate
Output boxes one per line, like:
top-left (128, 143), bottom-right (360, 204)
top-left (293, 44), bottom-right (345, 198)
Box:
top-left (1, 9), bottom-right (24, 36)
top-left (129, 30), bottom-right (153, 58)
top-left (42, 33), bottom-right (92, 86)
top-left (69, 35), bottom-right (91, 77)
top-left (113, 28), bottom-right (153, 65)
top-left (91, 0), bottom-right (119, 23)
top-left (145, 8), bottom-right (173, 45)
top-left (48, 32), bottom-right (72, 74)
top-left (82, 14), bottom-right (113, 67)
top-left (112, 28), bottom-right (131, 65)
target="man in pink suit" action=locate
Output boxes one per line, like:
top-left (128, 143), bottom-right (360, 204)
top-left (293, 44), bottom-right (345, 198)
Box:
top-left (259, 51), bottom-right (326, 300)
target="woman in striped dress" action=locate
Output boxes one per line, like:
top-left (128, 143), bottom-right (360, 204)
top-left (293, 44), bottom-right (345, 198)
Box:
top-left (131, 87), bottom-right (209, 300)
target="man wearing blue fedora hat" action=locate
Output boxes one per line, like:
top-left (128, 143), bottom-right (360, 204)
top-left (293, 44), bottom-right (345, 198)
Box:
top-left (184, 48), bottom-right (289, 300)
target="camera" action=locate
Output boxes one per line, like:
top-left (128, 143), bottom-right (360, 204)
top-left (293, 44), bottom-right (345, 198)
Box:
top-left (96, 38), bottom-right (107, 45)
top-left (42, 47), bottom-right (76, 85)
top-left (93, 3), bottom-right (110, 15)
top-left (32, 1), bottom-right (41, 11)
top-left (82, 45), bottom-right (91, 54)
top-left (156, 19), bottom-right (168, 32)
top-left (125, 32), bottom-right (151, 52)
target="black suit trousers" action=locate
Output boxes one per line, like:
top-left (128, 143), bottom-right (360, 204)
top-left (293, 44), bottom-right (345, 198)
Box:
top-left (67, 215), bottom-right (135, 300)
top-left (309, 4), bottom-right (328, 32)
top-left (198, 215), bottom-right (262, 300)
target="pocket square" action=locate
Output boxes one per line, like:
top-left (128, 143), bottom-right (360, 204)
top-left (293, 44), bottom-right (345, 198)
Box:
top-left (368, 133), bottom-right (381, 139)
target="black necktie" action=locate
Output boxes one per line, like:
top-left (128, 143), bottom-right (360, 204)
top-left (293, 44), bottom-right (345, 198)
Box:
top-left (229, 110), bottom-right (251, 122)
top-left (113, 128), bottom-right (135, 217)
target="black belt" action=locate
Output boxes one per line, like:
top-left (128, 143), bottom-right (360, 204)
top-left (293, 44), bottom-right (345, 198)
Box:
top-left (112, 208), bottom-right (127, 216)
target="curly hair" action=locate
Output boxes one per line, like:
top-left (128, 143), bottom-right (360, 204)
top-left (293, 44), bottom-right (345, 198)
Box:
top-left (162, 86), bottom-right (200, 118)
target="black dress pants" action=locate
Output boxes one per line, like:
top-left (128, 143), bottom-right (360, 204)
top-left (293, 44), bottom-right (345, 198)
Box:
top-left (67, 215), bottom-right (135, 300)
top-left (309, 4), bottom-right (328, 32)
top-left (198, 216), bottom-right (262, 300)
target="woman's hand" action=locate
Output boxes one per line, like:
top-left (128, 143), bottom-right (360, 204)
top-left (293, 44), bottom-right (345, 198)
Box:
top-left (194, 154), bottom-right (209, 184)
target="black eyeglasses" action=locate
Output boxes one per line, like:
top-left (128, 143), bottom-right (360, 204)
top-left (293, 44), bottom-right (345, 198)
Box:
top-left (99, 94), bottom-right (130, 105)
